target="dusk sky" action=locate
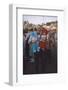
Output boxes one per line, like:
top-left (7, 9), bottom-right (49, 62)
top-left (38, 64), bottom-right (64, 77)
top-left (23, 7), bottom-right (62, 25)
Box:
top-left (23, 15), bottom-right (57, 24)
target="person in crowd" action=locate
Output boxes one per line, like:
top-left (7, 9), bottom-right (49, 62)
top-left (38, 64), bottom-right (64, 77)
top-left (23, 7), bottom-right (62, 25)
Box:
top-left (25, 32), bottom-right (30, 58)
top-left (39, 30), bottom-right (47, 51)
top-left (28, 28), bottom-right (40, 63)
top-left (25, 29), bottom-right (33, 59)
top-left (39, 30), bottom-right (47, 72)
top-left (23, 33), bottom-right (26, 57)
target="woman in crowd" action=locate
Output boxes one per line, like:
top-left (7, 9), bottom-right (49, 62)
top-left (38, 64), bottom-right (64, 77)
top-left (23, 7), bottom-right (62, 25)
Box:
top-left (39, 29), bottom-right (48, 72)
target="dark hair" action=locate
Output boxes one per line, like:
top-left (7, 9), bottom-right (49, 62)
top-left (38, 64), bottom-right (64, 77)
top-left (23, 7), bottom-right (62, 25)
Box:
top-left (34, 28), bottom-right (37, 31)
top-left (31, 28), bottom-right (33, 31)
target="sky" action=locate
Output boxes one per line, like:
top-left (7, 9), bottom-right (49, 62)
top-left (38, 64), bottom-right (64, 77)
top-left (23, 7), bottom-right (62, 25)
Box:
top-left (23, 15), bottom-right (57, 25)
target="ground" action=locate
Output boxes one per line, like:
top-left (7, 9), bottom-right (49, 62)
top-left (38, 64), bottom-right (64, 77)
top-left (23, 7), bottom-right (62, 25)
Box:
top-left (23, 47), bottom-right (57, 75)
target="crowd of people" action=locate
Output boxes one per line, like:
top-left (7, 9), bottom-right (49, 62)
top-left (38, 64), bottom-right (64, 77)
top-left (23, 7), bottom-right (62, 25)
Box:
top-left (23, 25), bottom-right (57, 73)
top-left (23, 27), bottom-right (57, 56)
